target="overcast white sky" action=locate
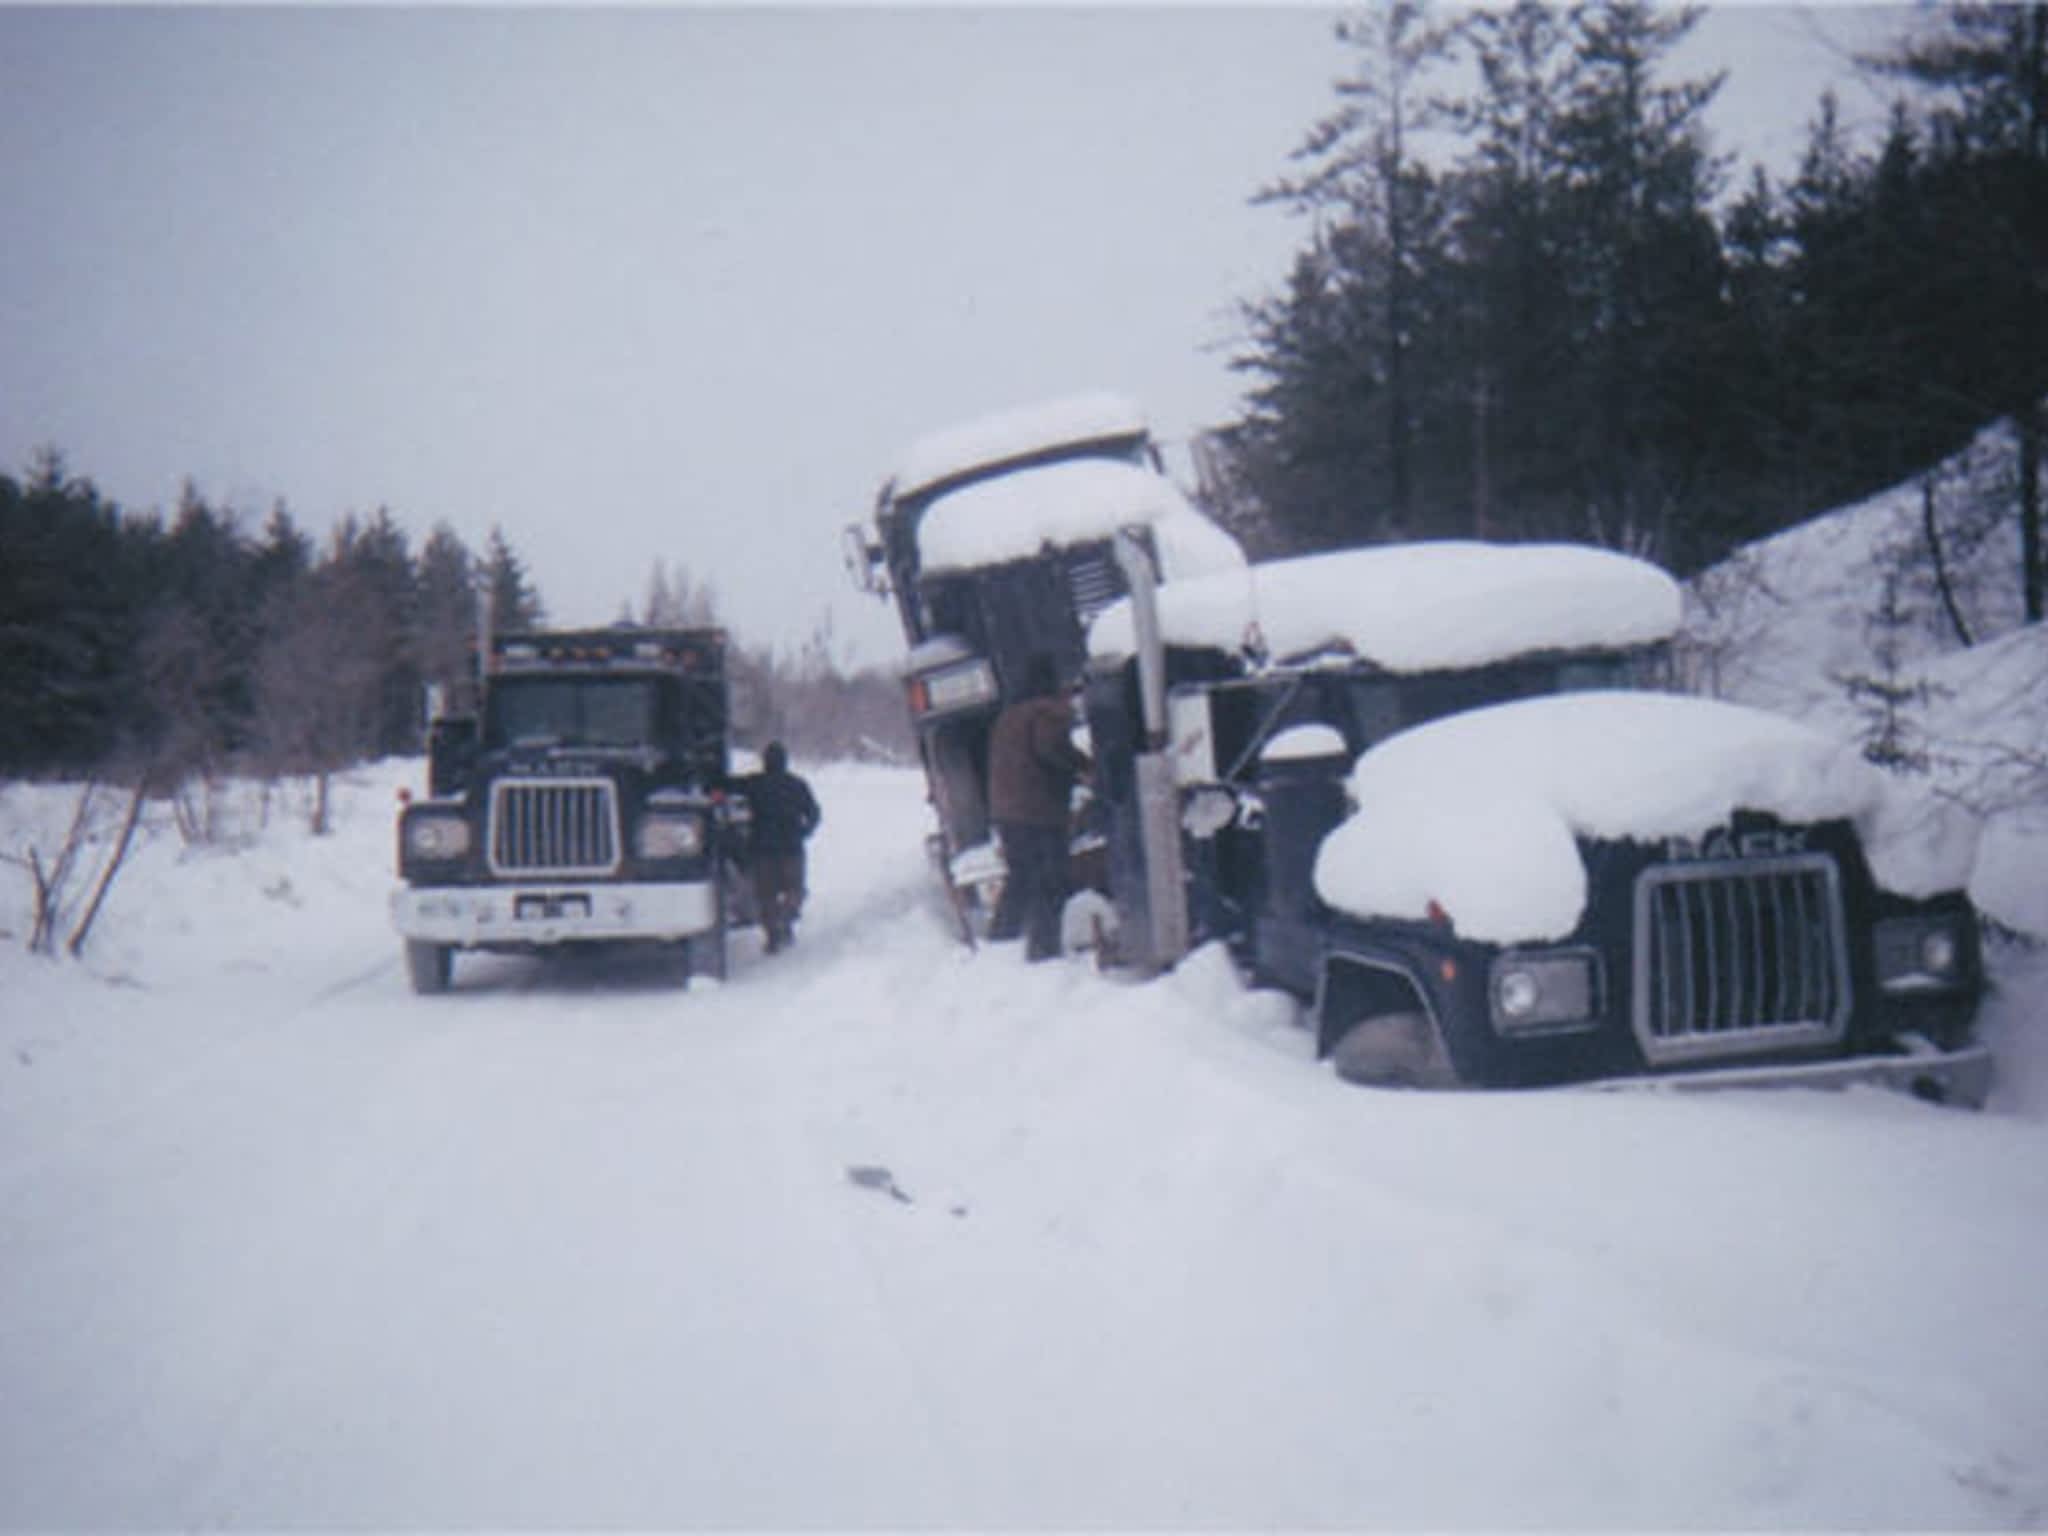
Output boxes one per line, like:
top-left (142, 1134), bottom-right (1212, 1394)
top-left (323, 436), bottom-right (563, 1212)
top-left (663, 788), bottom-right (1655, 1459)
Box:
top-left (1, 3), bottom-right (1912, 666)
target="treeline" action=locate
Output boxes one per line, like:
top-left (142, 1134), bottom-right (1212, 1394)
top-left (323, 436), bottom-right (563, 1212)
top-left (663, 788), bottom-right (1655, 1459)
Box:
top-left (1215, 1), bottom-right (2046, 621)
top-left (1, 453), bottom-right (910, 794)
top-left (0, 451), bottom-right (546, 788)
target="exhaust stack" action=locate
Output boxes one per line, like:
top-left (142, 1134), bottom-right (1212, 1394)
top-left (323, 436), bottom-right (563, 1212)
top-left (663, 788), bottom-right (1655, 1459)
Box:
top-left (1113, 527), bottom-right (1188, 974)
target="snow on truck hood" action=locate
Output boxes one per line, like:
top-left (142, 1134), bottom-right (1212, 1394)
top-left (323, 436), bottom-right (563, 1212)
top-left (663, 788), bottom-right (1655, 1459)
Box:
top-left (1089, 541), bottom-right (1681, 671)
top-left (1313, 691), bottom-right (1979, 945)
top-left (916, 459), bottom-right (1248, 579)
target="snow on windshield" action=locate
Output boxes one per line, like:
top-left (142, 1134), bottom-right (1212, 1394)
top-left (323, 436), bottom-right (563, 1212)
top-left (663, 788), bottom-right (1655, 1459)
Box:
top-left (917, 459), bottom-right (1247, 579)
top-left (1314, 691), bottom-right (1976, 945)
top-left (893, 391), bottom-right (1148, 502)
top-left (1089, 541), bottom-right (1681, 673)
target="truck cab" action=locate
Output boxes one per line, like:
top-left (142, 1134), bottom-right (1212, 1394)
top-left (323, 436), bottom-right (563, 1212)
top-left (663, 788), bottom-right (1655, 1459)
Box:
top-left (390, 626), bottom-right (746, 992)
top-left (1083, 541), bottom-right (1993, 1103)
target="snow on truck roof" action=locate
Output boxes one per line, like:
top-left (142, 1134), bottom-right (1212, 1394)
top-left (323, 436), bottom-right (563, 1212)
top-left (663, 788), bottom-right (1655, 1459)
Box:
top-left (1312, 691), bottom-right (1976, 945)
top-left (1088, 541), bottom-right (1682, 674)
top-left (893, 391), bottom-right (1150, 502)
top-left (916, 458), bottom-right (1248, 580)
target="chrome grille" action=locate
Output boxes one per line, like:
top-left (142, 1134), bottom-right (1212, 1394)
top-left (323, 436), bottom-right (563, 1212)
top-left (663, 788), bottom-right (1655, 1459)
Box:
top-left (488, 778), bottom-right (620, 876)
top-left (1631, 855), bottom-right (1850, 1064)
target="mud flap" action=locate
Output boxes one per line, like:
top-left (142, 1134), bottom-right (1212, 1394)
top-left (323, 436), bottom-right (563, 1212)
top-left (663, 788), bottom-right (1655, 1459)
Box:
top-left (929, 833), bottom-right (979, 949)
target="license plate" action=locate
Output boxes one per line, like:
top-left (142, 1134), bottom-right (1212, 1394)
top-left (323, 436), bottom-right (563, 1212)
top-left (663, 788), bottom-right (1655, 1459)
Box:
top-left (515, 894), bottom-right (591, 922)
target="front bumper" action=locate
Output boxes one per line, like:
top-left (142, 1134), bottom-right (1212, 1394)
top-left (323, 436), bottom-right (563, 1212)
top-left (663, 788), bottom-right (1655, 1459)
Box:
top-left (1591, 1035), bottom-right (1995, 1109)
top-left (392, 879), bottom-right (718, 947)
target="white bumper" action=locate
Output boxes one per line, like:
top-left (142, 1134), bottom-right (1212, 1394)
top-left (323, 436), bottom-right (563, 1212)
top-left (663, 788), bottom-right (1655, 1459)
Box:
top-left (392, 880), bottom-right (718, 947)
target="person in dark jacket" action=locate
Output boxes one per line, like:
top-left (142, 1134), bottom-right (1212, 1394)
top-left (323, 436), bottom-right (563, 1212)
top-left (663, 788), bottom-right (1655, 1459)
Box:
top-left (739, 740), bottom-right (821, 952)
top-left (986, 653), bottom-right (1091, 961)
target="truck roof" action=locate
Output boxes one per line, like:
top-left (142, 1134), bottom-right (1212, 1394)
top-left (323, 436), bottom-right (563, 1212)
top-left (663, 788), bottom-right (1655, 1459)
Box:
top-left (892, 391), bottom-right (1150, 503)
top-left (1087, 540), bottom-right (1682, 675)
top-left (917, 458), bottom-right (1246, 580)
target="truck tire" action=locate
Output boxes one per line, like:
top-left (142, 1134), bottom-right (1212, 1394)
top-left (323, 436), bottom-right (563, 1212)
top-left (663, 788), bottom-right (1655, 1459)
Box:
top-left (1328, 1010), bottom-right (1457, 1089)
top-left (405, 940), bottom-right (453, 995)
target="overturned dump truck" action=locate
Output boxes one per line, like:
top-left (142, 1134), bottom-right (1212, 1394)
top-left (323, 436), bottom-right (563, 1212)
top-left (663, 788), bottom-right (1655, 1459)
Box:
top-left (1083, 540), bottom-right (1994, 1103)
top-left (845, 393), bottom-right (1245, 929)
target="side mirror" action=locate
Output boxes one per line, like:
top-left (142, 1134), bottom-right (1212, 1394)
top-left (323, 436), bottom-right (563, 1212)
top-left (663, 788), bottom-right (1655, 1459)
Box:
top-left (842, 524), bottom-right (887, 596)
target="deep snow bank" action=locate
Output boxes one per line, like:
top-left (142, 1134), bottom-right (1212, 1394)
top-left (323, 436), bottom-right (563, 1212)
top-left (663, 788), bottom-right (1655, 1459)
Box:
top-left (1686, 417), bottom-right (2047, 936)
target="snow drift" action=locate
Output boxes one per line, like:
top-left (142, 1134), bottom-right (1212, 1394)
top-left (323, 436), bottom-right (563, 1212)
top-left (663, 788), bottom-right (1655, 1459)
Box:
top-left (1686, 412), bottom-right (2048, 937)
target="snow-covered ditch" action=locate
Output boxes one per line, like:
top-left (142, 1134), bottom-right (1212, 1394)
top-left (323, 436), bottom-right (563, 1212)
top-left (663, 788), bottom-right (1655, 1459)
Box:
top-left (2, 759), bottom-right (2045, 1527)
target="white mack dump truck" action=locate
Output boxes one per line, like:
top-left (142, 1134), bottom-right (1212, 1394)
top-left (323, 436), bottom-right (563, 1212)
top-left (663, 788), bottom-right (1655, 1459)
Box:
top-left (1081, 539), bottom-right (1994, 1101)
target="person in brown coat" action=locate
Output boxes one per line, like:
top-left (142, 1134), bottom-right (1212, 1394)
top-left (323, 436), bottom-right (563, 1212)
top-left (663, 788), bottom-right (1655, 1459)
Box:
top-left (986, 652), bottom-right (1091, 961)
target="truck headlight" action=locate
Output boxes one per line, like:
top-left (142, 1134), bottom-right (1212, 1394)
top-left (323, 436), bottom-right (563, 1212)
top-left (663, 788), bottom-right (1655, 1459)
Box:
top-left (635, 813), bottom-right (705, 861)
top-left (909, 658), bottom-right (998, 717)
top-left (1489, 951), bottom-right (1599, 1033)
top-left (1876, 915), bottom-right (1968, 992)
top-left (404, 813), bottom-right (472, 861)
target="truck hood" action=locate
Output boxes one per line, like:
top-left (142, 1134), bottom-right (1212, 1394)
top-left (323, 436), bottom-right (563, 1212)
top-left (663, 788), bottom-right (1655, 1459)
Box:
top-left (1312, 691), bottom-right (1978, 945)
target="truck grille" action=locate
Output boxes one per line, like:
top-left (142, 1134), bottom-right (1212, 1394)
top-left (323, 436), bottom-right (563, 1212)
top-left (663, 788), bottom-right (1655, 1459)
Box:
top-left (1630, 855), bottom-right (1850, 1064)
top-left (488, 778), bottom-right (621, 877)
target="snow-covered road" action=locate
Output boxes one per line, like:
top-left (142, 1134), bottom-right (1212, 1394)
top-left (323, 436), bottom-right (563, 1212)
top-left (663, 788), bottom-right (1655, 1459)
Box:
top-left (2, 761), bottom-right (2045, 1527)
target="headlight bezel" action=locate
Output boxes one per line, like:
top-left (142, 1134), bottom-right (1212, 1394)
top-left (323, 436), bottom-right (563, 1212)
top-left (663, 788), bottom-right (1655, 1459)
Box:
top-left (634, 812), bottom-right (707, 862)
top-left (402, 810), bottom-right (473, 863)
top-left (1874, 914), bottom-right (1971, 994)
top-left (1488, 948), bottom-right (1603, 1035)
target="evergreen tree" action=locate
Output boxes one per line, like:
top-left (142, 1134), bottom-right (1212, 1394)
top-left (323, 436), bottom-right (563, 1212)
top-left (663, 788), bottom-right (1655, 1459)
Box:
top-left (414, 522), bottom-right (480, 710)
top-left (146, 481), bottom-right (256, 775)
top-left (324, 509), bottom-right (420, 757)
top-left (1548, 0), bottom-right (1728, 563)
top-left (1870, 2), bottom-right (2048, 619)
top-left (0, 454), bottom-right (135, 773)
top-left (1444, 0), bottom-right (1586, 538)
top-left (1239, 1), bottom-right (1462, 548)
top-left (481, 525), bottom-right (546, 636)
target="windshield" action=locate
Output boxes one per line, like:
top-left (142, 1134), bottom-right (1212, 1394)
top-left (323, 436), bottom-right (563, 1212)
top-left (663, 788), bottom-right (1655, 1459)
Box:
top-left (1200, 645), bottom-right (1670, 781)
top-left (486, 677), bottom-right (660, 750)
